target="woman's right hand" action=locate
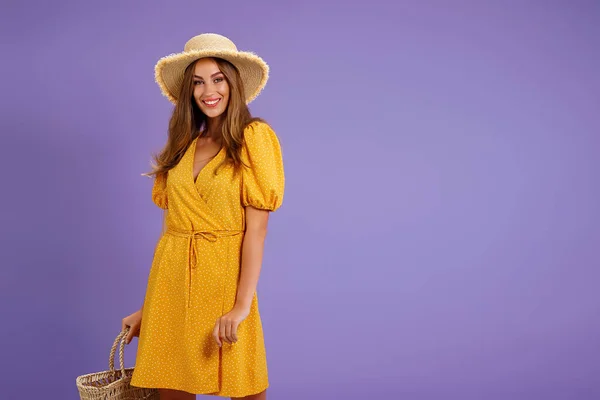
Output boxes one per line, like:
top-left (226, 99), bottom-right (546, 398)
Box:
top-left (121, 308), bottom-right (143, 345)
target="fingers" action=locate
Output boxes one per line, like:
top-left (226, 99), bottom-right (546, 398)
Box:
top-left (123, 323), bottom-right (131, 344)
top-left (121, 309), bottom-right (144, 345)
top-left (225, 320), bottom-right (232, 344)
top-left (223, 319), bottom-right (239, 344)
top-left (122, 319), bottom-right (130, 344)
top-left (231, 322), bottom-right (239, 343)
top-left (226, 320), bottom-right (239, 343)
top-left (213, 318), bottom-right (222, 347)
top-left (127, 324), bottom-right (138, 344)
top-left (213, 315), bottom-right (243, 346)
top-left (220, 318), bottom-right (230, 344)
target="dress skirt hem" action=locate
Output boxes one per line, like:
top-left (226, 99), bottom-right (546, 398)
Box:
top-left (130, 380), bottom-right (269, 398)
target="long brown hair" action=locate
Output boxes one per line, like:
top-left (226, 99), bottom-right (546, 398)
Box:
top-left (143, 57), bottom-right (265, 178)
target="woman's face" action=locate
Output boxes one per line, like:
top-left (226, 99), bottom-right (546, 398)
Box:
top-left (192, 58), bottom-right (230, 119)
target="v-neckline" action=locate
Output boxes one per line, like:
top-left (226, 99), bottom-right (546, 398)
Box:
top-left (191, 136), bottom-right (224, 184)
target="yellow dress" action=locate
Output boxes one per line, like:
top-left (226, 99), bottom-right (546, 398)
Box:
top-left (130, 121), bottom-right (285, 397)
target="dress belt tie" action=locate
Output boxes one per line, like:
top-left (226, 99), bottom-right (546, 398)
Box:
top-left (165, 226), bottom-right (244, 307)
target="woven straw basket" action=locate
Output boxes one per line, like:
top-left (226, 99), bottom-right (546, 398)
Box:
top-left (76, 327), bottom-right (159, 400)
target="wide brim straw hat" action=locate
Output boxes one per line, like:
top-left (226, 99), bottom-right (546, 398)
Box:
top-left (154, 33), bottom-right (269, 105)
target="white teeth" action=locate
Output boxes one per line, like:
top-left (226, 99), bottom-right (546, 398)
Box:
top-left (204, 99), bottom-right (220, 105)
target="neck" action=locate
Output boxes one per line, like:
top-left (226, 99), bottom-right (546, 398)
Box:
top-left (204, 116), bottom-right (224, 138)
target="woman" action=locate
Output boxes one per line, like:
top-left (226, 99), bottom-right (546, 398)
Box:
top-left (122, 33), bottom-right (285, 400)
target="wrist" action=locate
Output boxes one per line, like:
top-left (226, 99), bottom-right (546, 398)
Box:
top-left (234, 299), bottom-right (252, 311)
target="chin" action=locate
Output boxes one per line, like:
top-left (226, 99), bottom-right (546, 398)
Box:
top-left (203, 109), bottom-right (225, 118)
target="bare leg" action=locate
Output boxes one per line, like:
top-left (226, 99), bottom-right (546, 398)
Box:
top-left (231, 389), bottom-right (267, 400)
top-left (159, 388), bottom-right (196, 400)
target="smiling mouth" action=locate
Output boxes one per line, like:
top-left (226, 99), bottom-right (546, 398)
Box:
top-left (202, 98), bottom-right (221, 107)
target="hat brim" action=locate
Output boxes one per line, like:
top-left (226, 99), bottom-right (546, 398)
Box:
top-left (155, 50), bottom-right (269, 105)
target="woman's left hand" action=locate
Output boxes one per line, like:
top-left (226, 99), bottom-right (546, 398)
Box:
top-left (212, 304), bottom-right (250, 346)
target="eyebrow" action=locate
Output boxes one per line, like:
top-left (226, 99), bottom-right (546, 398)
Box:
top-left (193, 72), bottom-right (224, 79)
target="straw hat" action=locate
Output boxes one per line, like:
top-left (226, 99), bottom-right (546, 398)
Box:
top-left (154, 33), bottom-right (269, 105)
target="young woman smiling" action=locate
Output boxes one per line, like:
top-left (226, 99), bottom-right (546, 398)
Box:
top-left (121, 33), bottom-right (285, 400)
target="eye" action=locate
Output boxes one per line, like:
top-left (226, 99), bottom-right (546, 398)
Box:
top-left (193, 80), bottom-right (203, 85)
top-left (214, 77), bottom-right (224, 83)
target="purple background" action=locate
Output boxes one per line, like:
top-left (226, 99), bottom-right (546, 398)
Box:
top-left (1, 1), bottom-right (599, 399)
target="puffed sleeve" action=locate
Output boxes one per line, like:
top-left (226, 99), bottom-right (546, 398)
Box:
top-left (152, 172), bottom-right (168, 209)
top-left (241, 121), bottom-right (285, 211)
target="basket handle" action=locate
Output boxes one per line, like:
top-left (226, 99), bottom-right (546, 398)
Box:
top-left (108, 327), bottom-right (128, 379)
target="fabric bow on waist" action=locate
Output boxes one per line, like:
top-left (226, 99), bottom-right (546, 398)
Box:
top-left (165, 226), bottom-right (244, 307)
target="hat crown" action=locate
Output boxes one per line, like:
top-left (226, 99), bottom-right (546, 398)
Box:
top-left (184, 33), bottom-right (238, 53)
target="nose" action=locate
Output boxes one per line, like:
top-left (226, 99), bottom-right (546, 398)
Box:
top-left (203, 80), bottom-right (218, 94)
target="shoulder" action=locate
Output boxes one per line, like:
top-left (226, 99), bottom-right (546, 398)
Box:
top-left (240, 119), bottom-right (284, 171)
top-left (242, 120), bottom-right (281, 151)
top-left (244, 119), bottom-right (277, 138)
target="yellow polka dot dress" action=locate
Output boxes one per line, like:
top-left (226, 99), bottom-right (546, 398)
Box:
top-left (130, 121), bottom-right (285, 397)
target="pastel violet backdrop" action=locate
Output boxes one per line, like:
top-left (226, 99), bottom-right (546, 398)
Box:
top-left (1, 1), bottom-right (598, 399)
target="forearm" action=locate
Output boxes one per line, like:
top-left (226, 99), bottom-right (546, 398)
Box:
top-left (235, 229), bottom-right (267, 309)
